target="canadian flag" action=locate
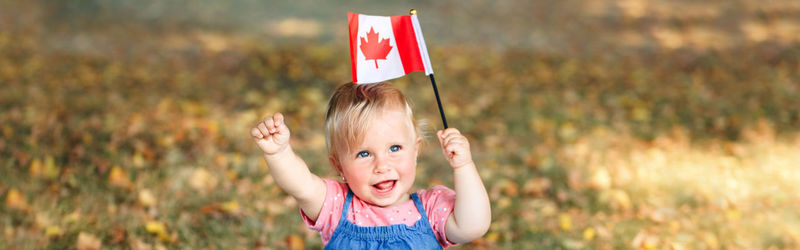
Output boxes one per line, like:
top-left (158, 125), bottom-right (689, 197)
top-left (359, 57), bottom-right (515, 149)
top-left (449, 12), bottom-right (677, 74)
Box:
top-left (348, 12), bottom-right (434, 84)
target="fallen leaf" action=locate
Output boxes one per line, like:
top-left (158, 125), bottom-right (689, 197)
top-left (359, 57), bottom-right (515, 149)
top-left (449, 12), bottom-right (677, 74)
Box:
top-left (649, 209), bottom-right (666, 223)
top-left (138, 189), bottom-right (156, 207)
top-left (588, 167), bottom-right (611, 190)
top-left (29, 158), bottom-right (42, 177)
top-left (522, 177), bottom-right (551, 197)
top-left (559, 213), bottom-right (572, 231)
top-left (45, 225), bottom-right (62, 237)
top-left (109, 166), bottom-right (133, 189)
top-left (43, 156), bottom-right (60, 180)
top-left (611, 189), bottom-right (632, 210)
top-left (35, 212), bottom-right (53, 228)
top-left (145, 221), bottom-right (171, 242)
top-left (725, 208), bottom-right (741, 221)
top-left (189, 168), bottom-right (217, 192)
top-left (221, 200), bottom-right (239, 214)
top-left (129, 238), bottom-right (152, 250)
top-left (2, 125), bottom-right (11, 138)
top-left (132, 152), bottom-right (145, 168)
top-left (632, 230), bottom-right (659, 250)
top-left (110, 226), bottom-right (127, 244)
top-left (583, 227), bottom-right (596, 240)
top-left (502, 179), bottom-right (519, 196)
top-left (65, 210), bottom-right (81, 224)
top-left (77, 232), bottom-right (102, 250)
top-left (5, 188), bottom-right (30, 212)
top-left (145, 221), bottom-right (167, 236)
top-left (484, 231), bottom-right (500, 243)
top-left (287, 234), bottom-right (304, 250)
top-left (701, 232), bottom-right (718, 249)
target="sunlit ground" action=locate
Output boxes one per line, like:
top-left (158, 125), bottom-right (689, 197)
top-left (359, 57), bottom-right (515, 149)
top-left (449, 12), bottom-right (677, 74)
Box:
top-left (2, 0), bottom-right (800, 249)
top-left (493, 121), bottom-right (800, 249)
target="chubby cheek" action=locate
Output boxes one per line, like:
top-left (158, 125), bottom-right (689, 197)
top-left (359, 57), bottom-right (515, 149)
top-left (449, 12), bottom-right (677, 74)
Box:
top-left (343, 166), bottom-right (371, 185)
top-left (397, 156), bottom-right (417, 181)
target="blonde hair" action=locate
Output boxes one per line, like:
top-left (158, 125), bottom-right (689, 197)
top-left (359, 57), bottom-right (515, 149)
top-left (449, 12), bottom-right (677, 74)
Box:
top-left (325, 82), bottom-right (421, 163)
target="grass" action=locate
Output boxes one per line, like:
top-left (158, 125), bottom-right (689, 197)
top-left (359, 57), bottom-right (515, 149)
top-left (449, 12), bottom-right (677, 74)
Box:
top-left (2, 0), bottom-right (800, 249)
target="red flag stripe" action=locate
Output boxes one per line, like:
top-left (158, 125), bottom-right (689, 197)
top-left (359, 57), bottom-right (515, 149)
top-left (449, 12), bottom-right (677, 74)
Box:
top-left (348, 12), bottom-right (359, 83)
top-left (390, 15), bottom-right (425, 75)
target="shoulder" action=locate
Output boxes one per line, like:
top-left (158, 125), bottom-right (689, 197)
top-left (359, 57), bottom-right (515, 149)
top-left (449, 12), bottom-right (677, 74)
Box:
top-left (416, 185), bottom-right (458, 247)
top-left (416, 185), bottom-right (455, 200)
top-left (323, 178), bottom-right (349, 196)
top-left (415, 185), bottom-right (456, 211)
top-left (301, 178), bottom-right (350, 244)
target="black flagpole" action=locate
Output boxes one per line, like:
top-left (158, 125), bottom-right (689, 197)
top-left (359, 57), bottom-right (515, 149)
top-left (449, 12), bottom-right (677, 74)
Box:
top-left (428, 74), bottom-right (448, 129)
top-left (410, 9), bottom-right (448, 129)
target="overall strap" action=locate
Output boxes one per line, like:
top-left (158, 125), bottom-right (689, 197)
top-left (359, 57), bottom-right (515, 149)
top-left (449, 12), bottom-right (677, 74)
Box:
top-left (410, 193), bottom-right (430, 222)
top-left (340, 190), bottom-right (354, 220)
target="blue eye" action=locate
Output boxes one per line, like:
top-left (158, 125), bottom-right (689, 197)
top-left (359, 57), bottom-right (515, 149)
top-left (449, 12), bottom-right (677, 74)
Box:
top-left (389, 145), bottom-right (401, 152)
top-left (356, 151), bottom-right (370, 158)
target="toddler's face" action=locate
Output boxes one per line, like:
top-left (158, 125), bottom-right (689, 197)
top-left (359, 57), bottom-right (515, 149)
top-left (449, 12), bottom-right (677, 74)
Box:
top-left (335, 106), bottom-right (420, 208)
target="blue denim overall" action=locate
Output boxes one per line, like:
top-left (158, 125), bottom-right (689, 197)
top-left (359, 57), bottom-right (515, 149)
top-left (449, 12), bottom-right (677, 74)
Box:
top-left (325, 190), bottom-right (444, 250)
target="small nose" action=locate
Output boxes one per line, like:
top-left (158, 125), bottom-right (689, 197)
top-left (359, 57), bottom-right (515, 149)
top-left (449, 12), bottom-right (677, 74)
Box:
top-left (373, 155), bottom-right (389, 174)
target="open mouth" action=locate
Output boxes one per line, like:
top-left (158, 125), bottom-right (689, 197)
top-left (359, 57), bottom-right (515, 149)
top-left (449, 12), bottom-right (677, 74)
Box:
top-left (372, 180), bottom-right (397, 194)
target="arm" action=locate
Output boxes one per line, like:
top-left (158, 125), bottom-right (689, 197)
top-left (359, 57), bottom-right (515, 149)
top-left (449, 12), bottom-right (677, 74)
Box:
top-left (437, 128), bottom-right (491, 243)
top-left (251, 113), bottom-right (327, 221)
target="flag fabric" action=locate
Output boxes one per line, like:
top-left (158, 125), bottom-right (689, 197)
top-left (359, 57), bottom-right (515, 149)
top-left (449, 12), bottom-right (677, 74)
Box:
top-left (348, 12), bottom-right (434, 84)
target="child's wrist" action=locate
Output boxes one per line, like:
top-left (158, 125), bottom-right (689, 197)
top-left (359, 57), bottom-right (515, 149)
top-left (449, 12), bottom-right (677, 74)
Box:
top-left (451, 160), bottom-right (475, 170)
top-left (263, 144), bottom-right (291, 157)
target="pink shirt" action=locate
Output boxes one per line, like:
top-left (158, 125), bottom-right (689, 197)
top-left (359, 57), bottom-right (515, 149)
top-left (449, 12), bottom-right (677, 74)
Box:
top-left (301, 178), bottom-right (458, 248)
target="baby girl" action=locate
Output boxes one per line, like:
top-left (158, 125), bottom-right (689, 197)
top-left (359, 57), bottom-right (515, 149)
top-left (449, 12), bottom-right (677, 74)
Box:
top-left (251, 82), bottom-right (490, 248)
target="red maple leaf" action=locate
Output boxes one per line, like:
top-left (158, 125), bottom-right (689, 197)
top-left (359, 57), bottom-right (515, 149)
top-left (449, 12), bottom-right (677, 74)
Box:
top-left (359, 27), bottom-right (393, 68)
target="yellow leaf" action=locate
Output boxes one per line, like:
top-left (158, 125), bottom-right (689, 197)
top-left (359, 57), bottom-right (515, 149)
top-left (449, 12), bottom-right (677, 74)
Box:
top-left (612, 189), bottom-right (631, 210)
top-left (558, 122), bottom-right (577, 141)
top-left (82, 133), bottom-right (93, 145)
top-left (189, 168), bottom-right (217, 191)
top-left (583, 227), bottom-right (596, 240)
top-left (157, 232), bottom-right (172, 243)
top-left (225, 170), bottom-right (237, 181)
top-left (485, 231), bottom-right (500, 243)
top-left (65, 210), bottom-right (81, 224)
top-left (109, 166), bottom-right (132, 189)
top-left (35, 212), bottom-right (53, 228)
top-left (138, 189), bottom-right (156, 207)
top-left (43, 156), bottom-right (60, 180)
top-left (496, 197), bottom-right (512, 210)
top-left (145, 221), bottom-right (167, 236)
top-left (2, 125), bottom-right (11, 138)
top-left (77, 232), bottom-right (102, 250)
top-left (725, 208), bottom-right (741, 221)
top-left (632, 106), bottom-right (650, 122)
top-left (702, 232), bottom-right (718, 249)
top-left (29, 158), bottom-right (42, 177)
top-left (221, 200), bottom-right (239, 214)
top-left (5, 188), bottom-right (29, 211)
top-left (642, 237), bottom-right (659, 250)
top-left (559, 213), bottom-right (572, 231)
top-left (287, 234), bottom-right (304, 250)
top-left (588, 168), bottom-right (611, 190)
top-left (132, 153), bottom-right (145, 168)
top-left (45, 225), bottom-right (62, 237)
top-left (145, 221), bottom-right (172, 242)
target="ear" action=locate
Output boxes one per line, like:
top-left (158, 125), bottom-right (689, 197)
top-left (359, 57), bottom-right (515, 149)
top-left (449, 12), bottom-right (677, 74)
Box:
top-left (414, 135), bottom-right (423, 157)
top-left (329, 155), bottom-right (344, 177)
